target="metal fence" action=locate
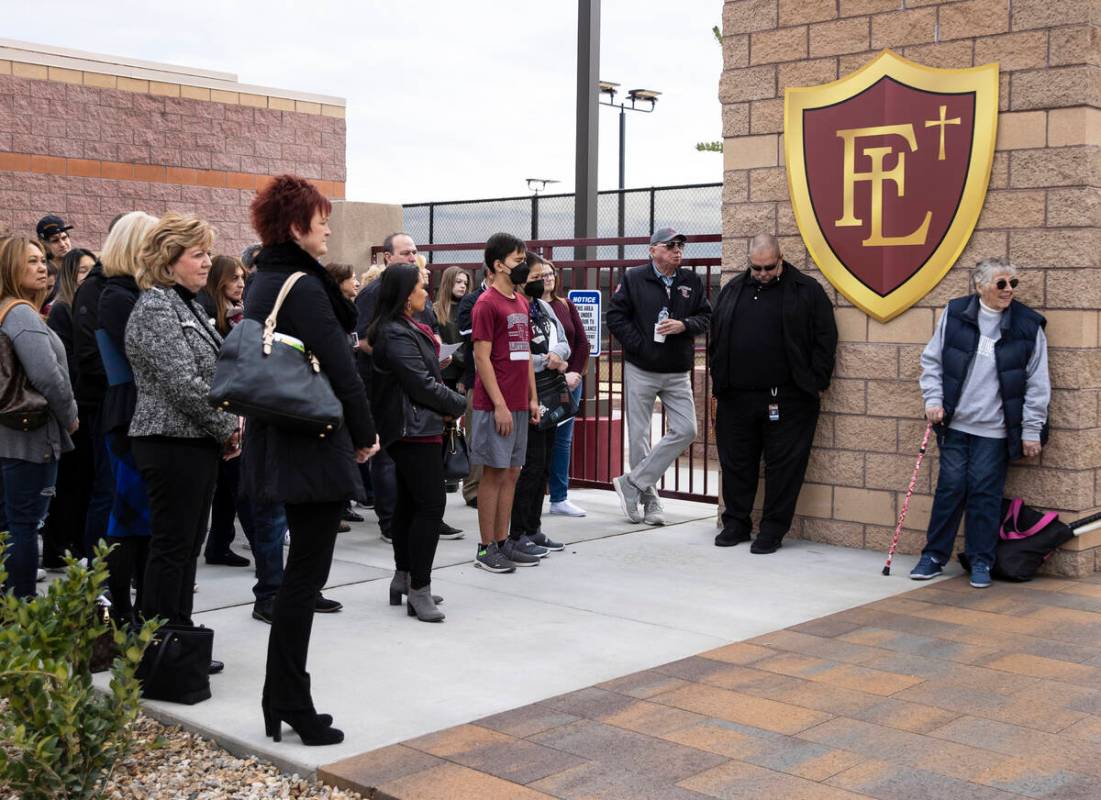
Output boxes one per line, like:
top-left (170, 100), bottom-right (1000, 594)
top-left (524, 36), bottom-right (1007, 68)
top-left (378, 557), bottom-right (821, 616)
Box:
top-left (403, 183), bottom-right (721, 265)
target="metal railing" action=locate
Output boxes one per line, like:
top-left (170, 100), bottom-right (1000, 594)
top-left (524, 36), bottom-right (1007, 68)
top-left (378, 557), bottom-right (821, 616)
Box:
top-left (374, 234), bottom-right (721, 504)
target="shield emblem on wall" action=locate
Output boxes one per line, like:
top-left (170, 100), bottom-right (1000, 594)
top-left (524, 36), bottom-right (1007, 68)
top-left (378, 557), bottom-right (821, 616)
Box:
top-left (784, 50), bottom-right (998, 322)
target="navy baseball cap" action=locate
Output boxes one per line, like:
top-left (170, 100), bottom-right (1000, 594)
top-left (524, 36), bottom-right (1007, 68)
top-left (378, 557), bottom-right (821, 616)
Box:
top-left (650, 227), bottom-right (686, 246)
top-left (36, 215), bottom-right (73, 240)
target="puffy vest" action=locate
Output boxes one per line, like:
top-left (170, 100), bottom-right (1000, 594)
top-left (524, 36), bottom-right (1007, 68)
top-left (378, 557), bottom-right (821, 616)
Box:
top-left (941, 295), bottom-right (1045, 460)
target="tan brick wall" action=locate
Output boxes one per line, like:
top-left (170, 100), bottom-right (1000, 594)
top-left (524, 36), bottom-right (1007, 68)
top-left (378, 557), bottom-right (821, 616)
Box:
top-left (720, 0), bottom-right (1101, 573)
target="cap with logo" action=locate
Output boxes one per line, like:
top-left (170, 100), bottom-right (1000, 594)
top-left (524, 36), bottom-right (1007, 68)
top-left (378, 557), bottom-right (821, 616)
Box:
top-left (36, 215), bottom-right (73, 240)
top-left (649, 227), bottom-right (686, 246)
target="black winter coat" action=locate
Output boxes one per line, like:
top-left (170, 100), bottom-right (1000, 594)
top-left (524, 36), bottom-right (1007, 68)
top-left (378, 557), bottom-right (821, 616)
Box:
top-left (456, 282), bottom-right (487, 390)
top-left (709, 263), bottom-right (838, 399)
top-left (72, 264), bottom-right (107, 404)
top-left (372, 318), bottom-right (466, 448)
top-left (98, 275), bottom-right (141, 433)
top-left (607, 262), bottom-right (711, 374)
top-left (239, 242), bottom-right (376, 505)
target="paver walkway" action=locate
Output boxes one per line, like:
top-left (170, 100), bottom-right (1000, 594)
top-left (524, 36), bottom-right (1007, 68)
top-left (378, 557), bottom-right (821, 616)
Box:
top-left (321, 573), bottom-right (1101, 799)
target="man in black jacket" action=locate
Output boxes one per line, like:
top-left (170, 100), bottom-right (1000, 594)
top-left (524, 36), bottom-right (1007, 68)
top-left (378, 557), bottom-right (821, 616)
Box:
top-left (607, 228), bottom-right (712, 526)
top-left (709, 234), bottom-right (837, 554)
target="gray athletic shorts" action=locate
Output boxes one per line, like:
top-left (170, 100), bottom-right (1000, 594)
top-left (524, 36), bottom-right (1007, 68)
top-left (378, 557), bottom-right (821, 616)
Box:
top-left (469, 409), bottom-right (529, 469)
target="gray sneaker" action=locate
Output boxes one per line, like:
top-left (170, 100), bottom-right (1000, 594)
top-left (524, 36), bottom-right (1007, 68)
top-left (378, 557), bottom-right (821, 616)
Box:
top-left (475, 542), bottom-right (515, 573)
top-left (642, 491), bottom-right (665, 526)
top-left (517, 534), bottom-right (549, 559)
top-left (501, 538), bottom-right (541, 567)
top-left (613, 475), bottom-right (643, 523)
top-left (529, 530), bottom-right (564, 551)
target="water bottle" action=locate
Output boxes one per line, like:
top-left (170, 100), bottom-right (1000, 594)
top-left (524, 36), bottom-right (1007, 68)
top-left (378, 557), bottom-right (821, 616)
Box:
top-left (654, 306), bottom-right (669, 343)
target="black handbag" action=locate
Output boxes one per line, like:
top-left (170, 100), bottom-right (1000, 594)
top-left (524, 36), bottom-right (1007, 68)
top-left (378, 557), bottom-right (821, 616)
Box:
top-left (442, 424), bottom-right (470, 481)
top-left (209, 272), bottom-right (344, 437)
top-left (135, 624), bottom-right (214, 705)
top-left (534, 369), bottom-right (578, 431)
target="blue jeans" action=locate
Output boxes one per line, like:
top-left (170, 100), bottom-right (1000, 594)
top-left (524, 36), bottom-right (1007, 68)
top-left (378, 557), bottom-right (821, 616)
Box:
top-left (251, 499), bottom-right (286, 603)
top-left (548, 383), bottom-right (583, 503)
top-left (0, 458), bottom-right (59, 598)
top-left (923, 428), bottom-right (1008, 569)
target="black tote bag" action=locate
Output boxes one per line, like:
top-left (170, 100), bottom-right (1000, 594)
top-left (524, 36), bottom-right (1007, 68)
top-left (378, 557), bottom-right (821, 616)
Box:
top-left (135, 624), bottom-right (214, 705)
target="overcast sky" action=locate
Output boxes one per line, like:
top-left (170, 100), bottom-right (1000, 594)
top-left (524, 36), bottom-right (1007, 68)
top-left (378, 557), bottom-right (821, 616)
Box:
top-left (5, 0), bottom-right (724, 205)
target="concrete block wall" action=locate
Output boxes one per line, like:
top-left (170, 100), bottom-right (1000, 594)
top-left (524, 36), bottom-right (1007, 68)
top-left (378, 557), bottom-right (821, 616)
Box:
top-left (720, 0), bottom-right (1101, 573)
top-left (0, 45), bottom-right (346, 258)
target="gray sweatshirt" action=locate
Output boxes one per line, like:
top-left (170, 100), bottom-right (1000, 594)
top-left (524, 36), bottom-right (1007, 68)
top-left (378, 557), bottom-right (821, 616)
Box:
top-left (920, 300), bottom-right (1050, 442)
top-left (0, 302), bottom-right (77, 461)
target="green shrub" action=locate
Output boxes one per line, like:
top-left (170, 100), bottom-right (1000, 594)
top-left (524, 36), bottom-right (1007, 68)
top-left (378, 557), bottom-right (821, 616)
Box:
top-left (0, 538), bottom-right (160, 800)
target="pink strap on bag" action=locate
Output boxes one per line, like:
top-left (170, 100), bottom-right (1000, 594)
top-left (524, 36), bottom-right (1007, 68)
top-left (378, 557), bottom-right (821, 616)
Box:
top-left (1000, 497), bottom-right (1058, 541)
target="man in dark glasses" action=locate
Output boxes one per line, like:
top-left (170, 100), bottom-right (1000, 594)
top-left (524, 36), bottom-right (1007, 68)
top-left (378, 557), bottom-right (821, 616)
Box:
top-left (607, 227), bottom-right (712, 526)
top-left (708, 234), bottom-right (837, 554)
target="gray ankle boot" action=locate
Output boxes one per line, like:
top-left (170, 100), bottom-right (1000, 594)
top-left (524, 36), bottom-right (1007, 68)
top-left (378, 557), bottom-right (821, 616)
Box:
top-left (406, 585), bottom-right (445, 622)
top-left (389, 570), bottom-right (443, 606)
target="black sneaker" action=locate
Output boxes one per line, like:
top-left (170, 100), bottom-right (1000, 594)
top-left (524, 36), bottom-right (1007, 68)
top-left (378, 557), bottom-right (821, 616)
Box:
top-left (252, 600), bottom-right (274, 624)
top-left (439, 521), bottom-right (464, 540)
top-left (501, 538), bottom-right (541, 567)
top-left (715, 528), bottom-right (751, 547)
top-left (314, 594), bottom-right (343, 613)
top-left (342, 508), bottom-right (365, 522)
top-left (205, 549), bottom-right (250, 567)
top-left (529, 530), bottom-right (564, 552)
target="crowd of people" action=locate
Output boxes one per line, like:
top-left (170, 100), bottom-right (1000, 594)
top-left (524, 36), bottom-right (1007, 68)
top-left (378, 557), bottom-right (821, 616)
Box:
top-left (0, 174), bottom-right (1051, 746)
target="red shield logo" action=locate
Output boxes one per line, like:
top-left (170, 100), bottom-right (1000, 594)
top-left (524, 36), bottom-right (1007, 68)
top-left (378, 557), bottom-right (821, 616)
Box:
top-left (785, 51), bottom-right (998, 322)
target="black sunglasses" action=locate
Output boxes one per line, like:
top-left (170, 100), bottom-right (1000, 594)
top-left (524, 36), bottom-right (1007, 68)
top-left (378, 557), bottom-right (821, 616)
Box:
top-left (995, 278), bottom-right (1019, 290)
top-left (659, 241), bottom-right (685, 250)
top-left (749, 260), bottom-right (781, 272)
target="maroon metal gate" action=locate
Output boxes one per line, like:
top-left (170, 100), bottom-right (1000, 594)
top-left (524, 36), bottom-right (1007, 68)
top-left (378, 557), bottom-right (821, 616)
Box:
top-left (372, 235), bottom-right (721, 504)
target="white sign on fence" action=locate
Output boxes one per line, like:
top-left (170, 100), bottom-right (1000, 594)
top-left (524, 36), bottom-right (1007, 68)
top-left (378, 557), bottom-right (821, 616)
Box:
top-left (568, 290), bottom-right (601, 357)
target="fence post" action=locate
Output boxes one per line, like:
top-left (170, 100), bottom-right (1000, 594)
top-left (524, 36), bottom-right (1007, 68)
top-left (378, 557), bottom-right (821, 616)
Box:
top-left (648, 187), bottom-right (656, 235)
top-left (427, 203), bottom-right (435, 264)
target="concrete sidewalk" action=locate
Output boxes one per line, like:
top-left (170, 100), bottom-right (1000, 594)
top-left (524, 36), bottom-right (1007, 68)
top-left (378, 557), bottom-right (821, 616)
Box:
top-left (102, 488), bottom-right (931, 780)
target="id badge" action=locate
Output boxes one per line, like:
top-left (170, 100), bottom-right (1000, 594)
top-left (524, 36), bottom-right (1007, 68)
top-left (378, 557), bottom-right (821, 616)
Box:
top-left (768, 402), bottom-right (780, 423)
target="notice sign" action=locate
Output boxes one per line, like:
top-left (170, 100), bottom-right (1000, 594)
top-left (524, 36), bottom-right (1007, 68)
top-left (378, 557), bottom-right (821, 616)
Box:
top-left (568, 290), bottom-right (601, 357)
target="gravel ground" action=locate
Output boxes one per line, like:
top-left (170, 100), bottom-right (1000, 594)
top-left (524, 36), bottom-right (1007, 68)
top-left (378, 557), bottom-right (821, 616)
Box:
top-left (4, 714), bottom-right (365, 800)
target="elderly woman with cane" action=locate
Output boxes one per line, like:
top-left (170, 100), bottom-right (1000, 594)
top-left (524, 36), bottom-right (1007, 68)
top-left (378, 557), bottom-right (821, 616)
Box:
top-left (911, 257), bottom-right (1050, 588)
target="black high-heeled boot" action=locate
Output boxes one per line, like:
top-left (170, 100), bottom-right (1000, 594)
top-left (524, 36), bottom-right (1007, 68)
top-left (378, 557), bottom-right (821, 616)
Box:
top-left (262, 701), bottom-right (344, 745)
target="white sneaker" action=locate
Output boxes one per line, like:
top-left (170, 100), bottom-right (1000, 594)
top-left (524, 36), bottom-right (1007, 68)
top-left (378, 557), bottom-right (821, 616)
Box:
top-left (283, 530), bottom-right (291, 546)
top-left (548, 499), bottom-right (587, 517)
top-left (36, 568), bottom-right (46, 582)
top-left (642, 492), bottom-right (665, 526)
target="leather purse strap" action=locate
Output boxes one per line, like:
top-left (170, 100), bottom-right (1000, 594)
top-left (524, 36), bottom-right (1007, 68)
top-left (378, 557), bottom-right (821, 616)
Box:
top-left (261, 272), bottom-right (308, 355)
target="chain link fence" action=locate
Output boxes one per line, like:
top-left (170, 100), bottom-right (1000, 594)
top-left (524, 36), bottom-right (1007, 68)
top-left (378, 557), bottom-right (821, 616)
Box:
top-left (403, 183), bottom-right (721, 264)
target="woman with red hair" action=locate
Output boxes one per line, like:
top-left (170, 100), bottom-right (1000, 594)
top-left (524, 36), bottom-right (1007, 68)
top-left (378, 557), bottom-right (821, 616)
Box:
top-left (240, 175), bottom-right (378, 746)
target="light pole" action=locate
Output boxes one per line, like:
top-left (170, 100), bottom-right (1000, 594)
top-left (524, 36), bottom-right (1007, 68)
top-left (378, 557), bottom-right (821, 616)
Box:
top-left (599, 82), bottom-right (660, 258)
top-left (526, 178), bottom-right (559, 240)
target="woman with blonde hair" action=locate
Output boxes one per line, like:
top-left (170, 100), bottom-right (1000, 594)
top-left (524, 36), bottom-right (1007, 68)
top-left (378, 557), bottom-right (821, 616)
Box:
top-left (96, 211), bottom-right (159, 626)
top-left (0, 236), bottom-right (78, 597)
top-left (125, 213), bottom-right (238, 641)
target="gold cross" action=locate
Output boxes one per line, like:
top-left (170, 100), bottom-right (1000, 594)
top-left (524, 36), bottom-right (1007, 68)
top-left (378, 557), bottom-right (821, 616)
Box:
top-left (924, 104), bottom-right (961, 161)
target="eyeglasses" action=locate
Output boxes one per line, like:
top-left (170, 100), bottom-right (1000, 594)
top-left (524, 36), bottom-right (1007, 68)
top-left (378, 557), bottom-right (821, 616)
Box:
top-left (995, 278), bottom-right (1019, 290)
top-left (749, 259), bottom-right (781, 272)
top-left (659, 242), bottom-right (685, 250)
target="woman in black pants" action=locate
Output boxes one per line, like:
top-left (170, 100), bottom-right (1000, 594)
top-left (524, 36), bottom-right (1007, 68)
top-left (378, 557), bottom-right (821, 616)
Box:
top-left (369, 264), bottom-right (465, 622)
top-left (240, 175), bottom-right (378, 746)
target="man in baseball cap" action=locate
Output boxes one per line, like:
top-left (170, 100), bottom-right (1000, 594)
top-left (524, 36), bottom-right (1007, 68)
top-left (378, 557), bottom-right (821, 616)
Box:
top-left (36, 215), bottom-right (74, 263)
top-left (649, 227), bottom-right (686, 247)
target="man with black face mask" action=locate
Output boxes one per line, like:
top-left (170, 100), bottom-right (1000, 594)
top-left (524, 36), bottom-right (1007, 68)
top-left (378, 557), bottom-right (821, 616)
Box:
top-left (468, 233), bottom-right (541, 573)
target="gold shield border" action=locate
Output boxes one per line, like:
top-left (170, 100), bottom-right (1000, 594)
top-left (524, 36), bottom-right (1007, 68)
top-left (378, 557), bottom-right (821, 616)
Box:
top-left (784, 50), bottom-right (999, 323)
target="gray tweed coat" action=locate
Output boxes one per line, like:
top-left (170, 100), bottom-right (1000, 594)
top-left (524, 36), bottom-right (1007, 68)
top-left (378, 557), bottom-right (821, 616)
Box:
top-left (124, 285), bottom-right (237, 442)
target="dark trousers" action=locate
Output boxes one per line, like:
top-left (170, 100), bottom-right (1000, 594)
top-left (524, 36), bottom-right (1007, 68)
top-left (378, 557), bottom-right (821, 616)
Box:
top-left (0, 458), bottom-right (58, 598)
top-left (511, 425), bottom-right (556, 539)
top-left (105, 536), bottom-right (148, 627)
top-left (923, 428), bottom-right (1008, 568)
top-left (84, 403), bottom-right (114, 553)
top-left (716, 388), bottom-right (819, 542)
top-left (263, 500), bottom-right (341, 713)
top-left (369, 447), bottom-right (396, 536)
top-left (41, 406), bottom-right (95, 565)
top-left (205, 457), bottom-right (256, 558)
top-left (132, 437), bottom-right (220, 626)
top-left (388, 441), bottom-right (444, 590)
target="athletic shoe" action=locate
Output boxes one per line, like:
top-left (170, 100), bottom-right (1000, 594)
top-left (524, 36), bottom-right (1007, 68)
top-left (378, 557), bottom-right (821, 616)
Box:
top-left (205, 549), bottom-right (250, 567)
top-left (342, 508), bottom-right (365, 522)
top-left (500, 538), bottom-right (541, 567)
top-left (252, 599), bottom-right (274, 624)
top-left (439, 521), bottom-right (464, 540)
top-left (517, 534), bottom-right (549, 559)
top-left (970, 561), bottom-right (992, 589)
top-left (338, 520), bottom-right (351, 533)
top-left (474, 542), bottom-right (515, 573)
top-left (642, 492), bottom-right (665, 526)
top-left (612, 475), bottom-right (643, 523)
top-left (909, 554), bottom-right (943, 580)
top-left (356, 498), bottom-right (375, 510)
top-left (529, 530), bottom-right (564, 551)
top-left (314, 594), bottom-right (343, 613)
top-left (381, 531), bottom-right (392, 544)
top-left (548, 499), bottom-right (586, 517)
top-left (715, 528), bottom-right (751, 547)
top-left (36, 568), bottom-right (46, 582)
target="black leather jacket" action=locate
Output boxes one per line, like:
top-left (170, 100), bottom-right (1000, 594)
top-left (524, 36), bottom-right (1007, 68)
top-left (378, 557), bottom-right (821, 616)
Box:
top-left (372, 317), bottom-right (466, 447)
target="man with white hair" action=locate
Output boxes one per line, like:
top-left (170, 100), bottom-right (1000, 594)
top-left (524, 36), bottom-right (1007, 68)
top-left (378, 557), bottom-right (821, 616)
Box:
top-left (912, 257), bottom-right (1049, 588)
top-left (708, 234), bottom-right (837, 554)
